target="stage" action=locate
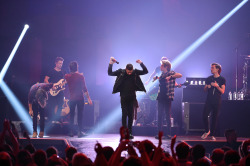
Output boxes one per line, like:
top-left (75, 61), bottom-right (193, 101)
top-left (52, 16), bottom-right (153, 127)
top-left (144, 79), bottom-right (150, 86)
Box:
top-left (19, 134), bottom-right (247, 162)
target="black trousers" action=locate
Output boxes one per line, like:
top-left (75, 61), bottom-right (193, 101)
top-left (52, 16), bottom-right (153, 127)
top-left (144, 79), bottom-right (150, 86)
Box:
top-left (202, 101), bottom-right (221, 136)
top-left (120, 96), bottom-right (135, 134)
top-left (157, 99), bottom-right (172, 136)
top-left (46, 92), bottom-right (64, 121)
top-left (32, 101), bottom-right (45, 132)
top-left (69, 100), bottom-right (84, 132)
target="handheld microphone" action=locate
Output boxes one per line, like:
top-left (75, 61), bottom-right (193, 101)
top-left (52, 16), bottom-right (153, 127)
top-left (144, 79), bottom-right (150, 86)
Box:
top-left (152, 76), bottom-right (159, 82)
top-left (112, 59), bottom-right (119, 64)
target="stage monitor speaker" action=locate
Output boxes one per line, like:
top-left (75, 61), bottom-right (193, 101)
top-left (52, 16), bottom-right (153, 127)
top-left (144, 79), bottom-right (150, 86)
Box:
top-left (182, 102), bottom-right (205, 133)
top-left (182, 87), bottom-right (207, 103)
top-left (19, 138), bottom-right (70, 158)
top-left (82, 100), bottom-right (99, 128)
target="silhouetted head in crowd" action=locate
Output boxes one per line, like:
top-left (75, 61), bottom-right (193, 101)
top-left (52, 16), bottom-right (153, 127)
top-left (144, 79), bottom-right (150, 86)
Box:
top-left (65, 146), bottom-right (77, 162)
top-left (246, 154), bottom-right (250, 166)
top-left (24, 144), bottom-right (36, 154)
top-left (16, 150), bottom-right (33, 166)
top-left (72, 153), bottom-right (93, 166)
top-left (176, 142), bottom-right (190, 160)
top-left (211, 148), bottom-right (224, 165)
top-left (194, 158), bottom-right (210, 166)
top-left (191, 144), bottom-right (206, 164)
top-left (46, 146), bottom-right (58, 158)
top-left (159, 156), bottom-right (176, 166)
top-left (224, 150), bottom-right (240, 166)
top-left (122, 156), bottom-right (142, 166)
top-left (0, 151), bottom-right (12, 166)
top-left (102, 146), bottom-right (114, 161)
top-left (47, 154), bottom-right (67, 166)
top-left (33, 150), bottom-right (47, 166)
top-left (239, 139), bottom-right (250, 158)
top-left (141, 140), bottom-right (156, 159)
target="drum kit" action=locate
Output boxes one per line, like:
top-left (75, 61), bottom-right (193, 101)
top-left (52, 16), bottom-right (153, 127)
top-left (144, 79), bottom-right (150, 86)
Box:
top-left (135, 86), bottom-right (158, 127)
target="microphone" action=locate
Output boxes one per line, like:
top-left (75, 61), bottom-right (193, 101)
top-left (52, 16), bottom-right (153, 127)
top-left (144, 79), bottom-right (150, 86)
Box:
top-left (152, 76), bottom-right (159, 82)
top-left (112, 59), bottom-right (119, 64)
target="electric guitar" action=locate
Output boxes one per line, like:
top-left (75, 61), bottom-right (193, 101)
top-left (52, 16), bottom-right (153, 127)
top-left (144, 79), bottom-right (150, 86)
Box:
top-left (148, 81), bottom-right (190, 101)
top-left (49, 79), bottom-right (66, 96)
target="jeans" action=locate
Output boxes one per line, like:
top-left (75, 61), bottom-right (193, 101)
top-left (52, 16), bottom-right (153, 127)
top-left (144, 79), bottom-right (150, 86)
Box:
top-left (69, 100), bottom-right (85, 132)
top-left (32, 101), bottom-right (45, 132)
top-left (157, 99), bottom-right (172, 136)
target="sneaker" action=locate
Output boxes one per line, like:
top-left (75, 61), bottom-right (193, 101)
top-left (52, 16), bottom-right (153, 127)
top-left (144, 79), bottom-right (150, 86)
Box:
top-left (38, 132), bottom-right (44, 138)
top-left (32, 131), bottom-right (37, 138)
top-left (201, 131), bottom-right (210, 139)
top-left (129, 134), bottom-right (134, 139)
top-left (211, 136), bottom-right (216, 141)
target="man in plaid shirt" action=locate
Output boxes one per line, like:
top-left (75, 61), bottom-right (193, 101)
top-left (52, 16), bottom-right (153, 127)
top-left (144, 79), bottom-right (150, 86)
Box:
top-left (154, 60), bottom-right (182, 139)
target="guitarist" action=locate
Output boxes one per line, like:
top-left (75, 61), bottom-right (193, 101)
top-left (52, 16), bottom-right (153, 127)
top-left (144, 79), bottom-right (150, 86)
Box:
top-left (44, 57), bottom-right (65, 123)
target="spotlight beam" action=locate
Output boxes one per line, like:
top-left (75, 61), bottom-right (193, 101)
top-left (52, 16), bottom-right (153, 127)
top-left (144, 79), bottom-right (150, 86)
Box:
top-left (0, 81), bottom-right (33, 133)
top-left (172, 0), bottom-right (248, 69)
top-left (0, 24), bottom-right (29, 85)
top-left (0, 24), bottom-right (31, 133)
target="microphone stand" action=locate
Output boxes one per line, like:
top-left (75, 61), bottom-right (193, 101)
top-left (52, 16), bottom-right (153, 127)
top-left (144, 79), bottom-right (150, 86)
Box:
top-left (236, 48), bottom-right (238, 93)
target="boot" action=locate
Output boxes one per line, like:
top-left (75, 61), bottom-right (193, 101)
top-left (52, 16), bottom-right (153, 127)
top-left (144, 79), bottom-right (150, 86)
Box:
top-left (32, 131), bottom-right (37, 138)
top-left (38, 132), bottom-right (44, 138)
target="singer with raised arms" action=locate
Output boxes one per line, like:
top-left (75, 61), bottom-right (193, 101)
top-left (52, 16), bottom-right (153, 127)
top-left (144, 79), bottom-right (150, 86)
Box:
top-left (108, 57), bottom-right (148, 139)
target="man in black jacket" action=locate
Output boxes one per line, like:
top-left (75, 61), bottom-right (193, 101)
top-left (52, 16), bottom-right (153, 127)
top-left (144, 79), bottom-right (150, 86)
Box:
top-left (108, 57), bottom-right (148, 139)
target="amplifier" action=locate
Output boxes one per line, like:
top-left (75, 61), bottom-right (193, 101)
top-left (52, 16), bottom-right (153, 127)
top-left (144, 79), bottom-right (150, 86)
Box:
top-left (182, 102), bottom-right (206, 133)
top-left (182, 87), bottom-right (207, 103)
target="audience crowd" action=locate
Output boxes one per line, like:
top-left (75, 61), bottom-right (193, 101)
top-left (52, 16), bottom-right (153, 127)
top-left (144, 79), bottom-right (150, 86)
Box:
top-left (0, 119), bottom-right (250, 166)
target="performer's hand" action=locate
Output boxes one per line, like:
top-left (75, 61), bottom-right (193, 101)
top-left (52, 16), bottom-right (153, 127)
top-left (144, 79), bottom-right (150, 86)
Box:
top-left (165, 76), bottom-right (171, 81)
top-left (207, 84), bottom-right (211, 88)
top-left (211, 81), bottom-right (219, 88)
top-left (136, 59), bottom-right (142, 64)
top-left (29, 109), bottom-right (33, 117)
top-left (109, 57), bottom-right (116, 64)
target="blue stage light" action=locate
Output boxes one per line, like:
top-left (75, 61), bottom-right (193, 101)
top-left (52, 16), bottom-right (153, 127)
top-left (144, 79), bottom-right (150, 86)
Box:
top-left (0, 81), bottom-right (33, 133)
top-left (172, 0), bottom-right (248, 69)
top-left (0, 24), bottom-right (29, 85)
top-left (0, 24), bottom-right (31, 133)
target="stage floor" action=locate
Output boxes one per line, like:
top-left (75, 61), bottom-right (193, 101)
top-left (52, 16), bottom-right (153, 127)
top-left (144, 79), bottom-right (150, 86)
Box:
top-left (20, 134), bottom-right (248, 162)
